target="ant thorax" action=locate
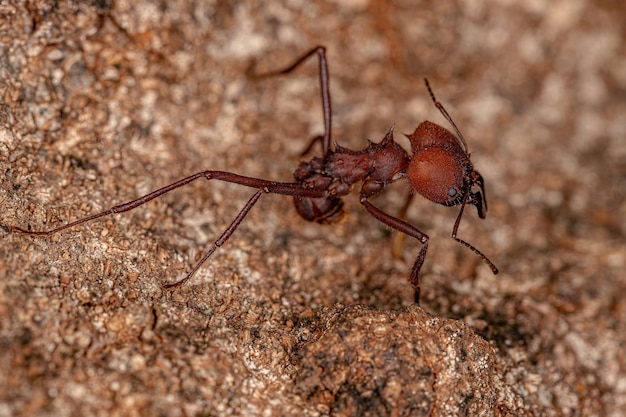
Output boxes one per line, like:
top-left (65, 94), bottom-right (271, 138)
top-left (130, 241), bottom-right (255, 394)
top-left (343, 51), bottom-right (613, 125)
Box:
top-left (324, 128), bottom-right (409, 194)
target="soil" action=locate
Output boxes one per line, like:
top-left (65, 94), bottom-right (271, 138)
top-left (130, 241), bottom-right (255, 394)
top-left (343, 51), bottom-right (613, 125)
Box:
top-left (1, 1), bottom-right (624, 416)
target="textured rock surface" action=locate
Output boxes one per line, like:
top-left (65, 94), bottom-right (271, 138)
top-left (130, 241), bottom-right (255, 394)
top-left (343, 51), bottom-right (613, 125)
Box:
top-left (0, 1), bottom-right (624, 416)
top-left (294, 306), bottom-right (526, 416)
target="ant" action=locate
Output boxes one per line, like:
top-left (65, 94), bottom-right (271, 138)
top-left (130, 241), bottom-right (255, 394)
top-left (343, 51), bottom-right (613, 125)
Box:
top-left (9, 46), bottom-right (498, 303)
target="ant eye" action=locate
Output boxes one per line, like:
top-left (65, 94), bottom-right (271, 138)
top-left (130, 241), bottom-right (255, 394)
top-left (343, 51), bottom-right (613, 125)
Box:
top-left (448, 188), bottom-right (457, 197)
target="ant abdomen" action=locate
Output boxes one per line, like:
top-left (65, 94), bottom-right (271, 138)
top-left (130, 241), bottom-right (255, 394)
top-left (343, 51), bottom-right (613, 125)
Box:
top-left (294, 196), bottom-right (344, 224)
top-left (292, 158), bottom-right (345, 224)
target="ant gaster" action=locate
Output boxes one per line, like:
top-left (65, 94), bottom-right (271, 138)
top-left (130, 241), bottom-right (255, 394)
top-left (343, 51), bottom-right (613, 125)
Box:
top-left (9, 46), bottom-right (498, 303)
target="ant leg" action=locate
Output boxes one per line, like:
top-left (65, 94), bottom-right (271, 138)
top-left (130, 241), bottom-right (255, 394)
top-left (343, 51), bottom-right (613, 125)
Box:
top-left (360, 198), bottom-right (429, 304)
top-left (298, 135), bottom-right (324, 157)
top-left (391, 191), bottom-right (415, 261)
top-left (249, 46), bottom-right (332, 158)
top-left (9, 172), bottom-right (210, 236)
top-left (164, 188), bottom-right (265, 288)
top-left (410, 243), bottom-right (428, 304)
top-left (10, 170), bottom-right (330, 287)
top-left (10, 170), bottom-right (327, 236)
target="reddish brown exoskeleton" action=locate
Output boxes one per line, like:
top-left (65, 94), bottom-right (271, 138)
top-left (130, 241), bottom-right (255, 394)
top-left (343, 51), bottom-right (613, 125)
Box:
top-left (9, 46), bottom-right (497, 303)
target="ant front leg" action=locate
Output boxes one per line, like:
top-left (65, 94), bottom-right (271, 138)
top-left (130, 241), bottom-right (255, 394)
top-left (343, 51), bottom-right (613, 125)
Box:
top-left (391, 191), bottom-right (415, 261)
top-left (248, 46), bottom-right (333, 158)
top-left (359, 196), bottom-right (429, 304)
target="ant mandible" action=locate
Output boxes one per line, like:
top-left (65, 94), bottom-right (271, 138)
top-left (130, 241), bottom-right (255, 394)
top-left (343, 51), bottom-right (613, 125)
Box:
top-left (9, 46), bottom-right (498, 303)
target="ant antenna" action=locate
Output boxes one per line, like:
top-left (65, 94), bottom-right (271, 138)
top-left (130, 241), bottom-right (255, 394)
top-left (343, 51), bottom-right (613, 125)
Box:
top-left (424, 79), bottom-right (469, 154)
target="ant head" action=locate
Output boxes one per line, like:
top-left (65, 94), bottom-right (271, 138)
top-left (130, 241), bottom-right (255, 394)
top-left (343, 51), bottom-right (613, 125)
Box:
top-left (405, 79), bottom-right (487, 218)
top-left (406, 121), bottom-right (469, 207)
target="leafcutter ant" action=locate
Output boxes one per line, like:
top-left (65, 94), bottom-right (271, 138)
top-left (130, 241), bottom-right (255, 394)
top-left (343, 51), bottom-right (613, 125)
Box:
top-left (9, 46), bottom-right (498, 303)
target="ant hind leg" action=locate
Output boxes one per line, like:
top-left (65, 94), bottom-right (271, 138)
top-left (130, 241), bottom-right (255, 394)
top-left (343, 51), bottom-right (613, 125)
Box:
top-left (164, 188), bottom-right (265, 289)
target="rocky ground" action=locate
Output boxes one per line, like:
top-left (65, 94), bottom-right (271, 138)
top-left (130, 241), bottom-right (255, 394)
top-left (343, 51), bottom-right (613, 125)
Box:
top-left (0, 1), bottom-right (624, 416)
